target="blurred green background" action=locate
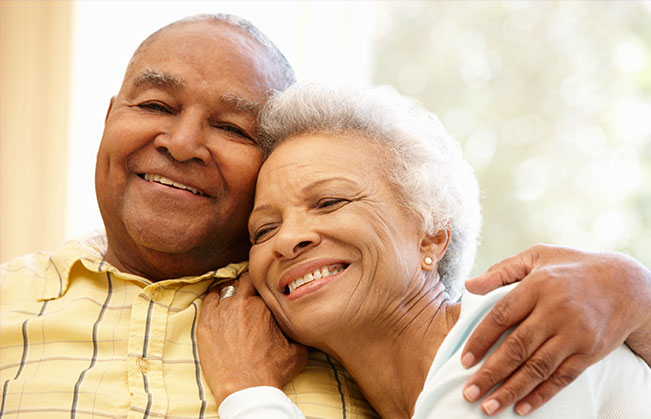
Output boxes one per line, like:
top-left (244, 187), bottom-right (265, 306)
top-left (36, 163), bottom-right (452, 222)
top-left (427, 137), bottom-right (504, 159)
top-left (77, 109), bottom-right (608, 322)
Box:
top-left (3, 1), bottom-right (649, 273)
top-left (373, 1), bottom-right (651, 274)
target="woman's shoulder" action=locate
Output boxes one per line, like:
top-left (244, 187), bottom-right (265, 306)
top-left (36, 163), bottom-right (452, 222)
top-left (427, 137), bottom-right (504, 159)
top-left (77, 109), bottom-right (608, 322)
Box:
top-left (414, 284), bottom-right (651, 418)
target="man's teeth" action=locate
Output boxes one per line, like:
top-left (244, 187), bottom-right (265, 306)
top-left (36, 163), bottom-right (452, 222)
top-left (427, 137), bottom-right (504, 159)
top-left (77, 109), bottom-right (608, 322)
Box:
top-left (143, 174), bottom-right (204, 196)
top-left (288, 265), bottom-right (345, 294)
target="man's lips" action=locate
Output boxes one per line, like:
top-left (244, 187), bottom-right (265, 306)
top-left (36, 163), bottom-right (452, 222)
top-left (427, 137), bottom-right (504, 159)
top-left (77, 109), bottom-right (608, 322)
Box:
top-left (138, 173), bottom-right (210, 197)
top-left (278, 259), bottom-right (349, 295)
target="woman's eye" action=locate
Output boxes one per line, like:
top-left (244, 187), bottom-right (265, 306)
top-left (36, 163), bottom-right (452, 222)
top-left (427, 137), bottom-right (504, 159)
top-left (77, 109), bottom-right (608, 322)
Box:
top-left (251, 226), bottom-right (276, 244)
top-left (316, 198), bottom-right (348, 210)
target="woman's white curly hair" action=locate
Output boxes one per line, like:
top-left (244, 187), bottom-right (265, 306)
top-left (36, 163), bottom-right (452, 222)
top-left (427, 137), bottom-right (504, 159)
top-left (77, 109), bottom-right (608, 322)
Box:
top-left (257, 83), bottom-right (481, 299)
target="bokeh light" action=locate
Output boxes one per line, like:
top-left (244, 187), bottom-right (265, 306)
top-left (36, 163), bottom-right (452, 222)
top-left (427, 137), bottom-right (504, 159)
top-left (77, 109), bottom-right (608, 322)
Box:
top-left (374, 1), bottom-right (651, 273)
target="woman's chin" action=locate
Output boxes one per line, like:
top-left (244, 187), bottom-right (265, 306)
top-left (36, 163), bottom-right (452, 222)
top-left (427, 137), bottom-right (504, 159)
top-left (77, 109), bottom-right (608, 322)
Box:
top-left (284, 314), bottom-right (343, 349)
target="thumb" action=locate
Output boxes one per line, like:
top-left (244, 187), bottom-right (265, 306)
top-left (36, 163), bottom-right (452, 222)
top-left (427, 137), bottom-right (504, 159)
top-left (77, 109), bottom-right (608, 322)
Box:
top-left (465, 254), bottom-right (533, 295)
top-left (465, 270), bottom-right (511, 295)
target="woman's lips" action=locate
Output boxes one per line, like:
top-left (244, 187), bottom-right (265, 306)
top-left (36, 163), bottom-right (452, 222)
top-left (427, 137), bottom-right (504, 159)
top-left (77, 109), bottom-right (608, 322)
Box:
top-left (278, 259), bottom-right (350, 296)
top-left (286, 263), bottom-right (347, 294)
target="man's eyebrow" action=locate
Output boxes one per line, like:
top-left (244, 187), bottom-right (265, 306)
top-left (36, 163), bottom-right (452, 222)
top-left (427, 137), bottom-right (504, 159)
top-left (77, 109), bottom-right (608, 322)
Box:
top-left (133, 68), bottom-right (184, 90)
top-left (220, 94), bottom-right (261, 115)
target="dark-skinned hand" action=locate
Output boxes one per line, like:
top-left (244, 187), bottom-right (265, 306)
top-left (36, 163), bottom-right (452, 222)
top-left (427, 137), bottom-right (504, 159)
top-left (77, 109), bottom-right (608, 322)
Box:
top-left (197, 272), bottom-right (308, 406)
top-left (461, 244), bottom-right (651, 416)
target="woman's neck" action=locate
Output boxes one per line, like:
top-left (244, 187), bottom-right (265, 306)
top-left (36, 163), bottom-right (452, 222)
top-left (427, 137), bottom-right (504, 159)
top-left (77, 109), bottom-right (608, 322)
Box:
top-left (324, 281), bottom-right (461, 418)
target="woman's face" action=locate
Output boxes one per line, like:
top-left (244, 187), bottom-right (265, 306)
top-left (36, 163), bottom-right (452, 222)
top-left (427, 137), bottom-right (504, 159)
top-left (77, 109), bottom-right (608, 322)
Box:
top-left (248, 133), bottom-right (438, 345)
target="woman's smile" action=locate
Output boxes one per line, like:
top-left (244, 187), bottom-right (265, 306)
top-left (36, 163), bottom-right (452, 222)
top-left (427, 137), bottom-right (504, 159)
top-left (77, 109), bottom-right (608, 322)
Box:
top-left (279, 259), bottom-right (350, 298)
top-left (248, 131), bottom-right (427, 344)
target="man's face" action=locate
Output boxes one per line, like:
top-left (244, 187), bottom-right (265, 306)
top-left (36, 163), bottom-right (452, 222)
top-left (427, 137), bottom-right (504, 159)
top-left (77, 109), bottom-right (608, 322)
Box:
top-left (95, 21), bottom-right (282, 279)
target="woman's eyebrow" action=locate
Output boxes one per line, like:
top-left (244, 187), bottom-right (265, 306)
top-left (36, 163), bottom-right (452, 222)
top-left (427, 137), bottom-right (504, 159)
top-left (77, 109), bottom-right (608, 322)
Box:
top-left (251, 177), bottom-right (358, 216)
top-left (301, 177), bottom-right (358, 193)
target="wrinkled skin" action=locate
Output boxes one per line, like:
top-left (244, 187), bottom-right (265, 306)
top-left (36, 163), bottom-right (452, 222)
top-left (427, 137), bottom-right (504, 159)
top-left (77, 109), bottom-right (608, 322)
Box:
top-left (462, 244), bottom-right (651, 416)
top-left (95, 20), bottom-right (286, 280)
top-left (197, 274), bottom-right (308, 405)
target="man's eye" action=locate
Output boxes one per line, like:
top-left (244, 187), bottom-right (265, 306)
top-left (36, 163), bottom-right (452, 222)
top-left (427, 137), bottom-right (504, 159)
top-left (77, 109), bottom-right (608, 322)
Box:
top-left (138, 102), bottom-right (173, 113)
top-left (218, 125), bottom-right (244, 135)
top-left (214, 124), bottom-right (256, 142)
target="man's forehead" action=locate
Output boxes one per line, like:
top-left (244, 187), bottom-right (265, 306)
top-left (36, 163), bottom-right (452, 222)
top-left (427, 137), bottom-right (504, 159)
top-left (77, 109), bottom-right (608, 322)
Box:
top-left (127, 21), bottom-right (250, 75)
top-left (140, 20), bottom-right (253, 58)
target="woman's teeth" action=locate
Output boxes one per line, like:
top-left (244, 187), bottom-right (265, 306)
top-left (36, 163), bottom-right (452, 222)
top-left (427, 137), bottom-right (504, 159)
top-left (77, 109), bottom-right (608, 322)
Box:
top-left (143, 173), bottom-right (204, 196)
top-left (287, 264), bottom-right (345, 294)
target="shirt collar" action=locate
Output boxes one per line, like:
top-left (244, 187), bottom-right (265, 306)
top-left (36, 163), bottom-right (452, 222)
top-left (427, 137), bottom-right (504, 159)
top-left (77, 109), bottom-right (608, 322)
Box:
top-left (40, 231), bottom-right (248, 301)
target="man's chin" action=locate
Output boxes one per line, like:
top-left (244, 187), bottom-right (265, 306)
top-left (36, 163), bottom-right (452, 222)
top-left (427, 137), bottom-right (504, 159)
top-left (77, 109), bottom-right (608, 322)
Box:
top-left (130, 229), bottom-right (209, 256)
top-left (106, 237), bottom-right (213, 280)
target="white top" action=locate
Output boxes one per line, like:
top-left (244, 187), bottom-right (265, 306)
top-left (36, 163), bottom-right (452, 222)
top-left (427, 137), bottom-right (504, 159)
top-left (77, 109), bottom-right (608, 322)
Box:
top-left (220, 285), bottom-right (651, 418)
top-left (412, 284), bottom-right (651, 418)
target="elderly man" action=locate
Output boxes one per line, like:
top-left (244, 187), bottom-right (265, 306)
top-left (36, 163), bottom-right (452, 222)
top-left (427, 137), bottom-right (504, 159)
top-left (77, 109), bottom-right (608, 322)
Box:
top-left (1, 14), bottom-right (650, 419)
top-left (1, 15), bottom-right (369, 418)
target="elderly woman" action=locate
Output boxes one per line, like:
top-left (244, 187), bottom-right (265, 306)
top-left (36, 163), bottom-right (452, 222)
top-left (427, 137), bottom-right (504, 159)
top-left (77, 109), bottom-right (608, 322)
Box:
top-left (199, 83), bottom-right (651, 418)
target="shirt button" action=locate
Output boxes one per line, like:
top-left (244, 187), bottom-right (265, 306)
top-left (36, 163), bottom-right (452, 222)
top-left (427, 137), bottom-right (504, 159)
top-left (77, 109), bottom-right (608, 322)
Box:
top-left (137, 357), bottom-right (149, 373)
top-left (151, 287), bottom-right (163, 301)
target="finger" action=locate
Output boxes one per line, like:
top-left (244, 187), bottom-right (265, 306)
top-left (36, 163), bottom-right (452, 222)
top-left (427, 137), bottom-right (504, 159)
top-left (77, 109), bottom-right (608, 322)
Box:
top-left (474, 337), bottom-right (572, 416)
top-left (216, 279), bottom-right (239, 302)
top-left (199, 287), bottom-right (223, 325)
top-left (513, 355), bottom-right (587, 416)
top-left (236, 272), bottom-right (257, 297)
top-left (463, 314), bottom-right (551, 402)
top-left (203, 287), bottom-right (221, 305)
top-left (465, 270), bottom-right (513, 295)
top-left (461, 283), bottom-right (537, 368)
top-left (215, 278), bottom-right (238, 292)
top-left (465, 256), bottom-right (532, 295)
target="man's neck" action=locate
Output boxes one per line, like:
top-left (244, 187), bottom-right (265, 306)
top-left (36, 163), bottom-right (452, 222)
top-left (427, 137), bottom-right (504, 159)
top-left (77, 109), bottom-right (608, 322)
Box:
top-left (104, 240), bottom-right (248, 281)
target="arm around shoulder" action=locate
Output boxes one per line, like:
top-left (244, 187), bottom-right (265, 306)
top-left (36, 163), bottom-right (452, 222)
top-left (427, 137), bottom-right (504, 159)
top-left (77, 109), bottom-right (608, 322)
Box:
top-left (623, 254), bottom-right (651, 366)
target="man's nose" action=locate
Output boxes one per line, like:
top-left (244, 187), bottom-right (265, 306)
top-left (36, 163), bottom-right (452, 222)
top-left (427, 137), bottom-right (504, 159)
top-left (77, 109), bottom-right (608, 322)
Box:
top-left (272, 219), bottom-right (320, 260)
top-left (154, 112), bottom-right (211, 164)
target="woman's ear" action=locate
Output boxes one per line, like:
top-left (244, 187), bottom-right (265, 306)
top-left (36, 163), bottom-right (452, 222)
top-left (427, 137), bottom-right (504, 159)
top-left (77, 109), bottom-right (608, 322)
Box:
top-left (420, 230), bottom-right (450, 271)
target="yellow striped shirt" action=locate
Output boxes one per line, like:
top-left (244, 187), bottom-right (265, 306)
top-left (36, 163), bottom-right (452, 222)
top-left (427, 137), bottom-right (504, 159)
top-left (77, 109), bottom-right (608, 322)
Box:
top-left (0, 234), bottom-right (377, 418)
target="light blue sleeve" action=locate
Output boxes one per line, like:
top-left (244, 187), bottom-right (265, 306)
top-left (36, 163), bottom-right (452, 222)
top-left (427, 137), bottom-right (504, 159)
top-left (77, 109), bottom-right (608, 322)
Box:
top-left (219, 386), bottom-right (305, 419)
top-left (413, 285), bottom-right (651, 418)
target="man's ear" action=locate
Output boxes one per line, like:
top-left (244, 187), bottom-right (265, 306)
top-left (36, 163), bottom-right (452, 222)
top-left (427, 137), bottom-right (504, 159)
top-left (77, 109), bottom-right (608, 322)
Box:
top-left (104, 96), bottom-right (116, 123)
top-left (420, 230), bottom-right (450, 271)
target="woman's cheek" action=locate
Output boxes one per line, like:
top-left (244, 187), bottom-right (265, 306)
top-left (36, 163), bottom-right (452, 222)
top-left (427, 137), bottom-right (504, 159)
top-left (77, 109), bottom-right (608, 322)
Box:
top-left (248, 249), bottom-right (265, 287)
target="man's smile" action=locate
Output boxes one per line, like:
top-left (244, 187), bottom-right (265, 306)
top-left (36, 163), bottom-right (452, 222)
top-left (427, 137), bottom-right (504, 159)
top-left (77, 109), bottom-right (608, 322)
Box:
top-left (139, 173), bottom-right (208, 197)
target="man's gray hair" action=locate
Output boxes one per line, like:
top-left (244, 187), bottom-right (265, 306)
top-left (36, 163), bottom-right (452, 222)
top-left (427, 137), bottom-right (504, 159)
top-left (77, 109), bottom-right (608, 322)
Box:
top-left (258, 83), bottom-right (481, 299)
top-left (131, 13), bottom-right (296, 89)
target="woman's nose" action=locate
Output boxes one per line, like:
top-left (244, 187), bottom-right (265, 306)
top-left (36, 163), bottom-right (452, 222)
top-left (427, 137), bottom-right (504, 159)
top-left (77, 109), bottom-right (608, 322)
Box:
top-left (272, 221), bottom-right (320, 260)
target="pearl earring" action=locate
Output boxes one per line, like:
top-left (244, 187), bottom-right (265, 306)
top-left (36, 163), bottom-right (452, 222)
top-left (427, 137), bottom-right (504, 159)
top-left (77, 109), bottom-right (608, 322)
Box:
top-left (424, 257), bottom-right (433, 265)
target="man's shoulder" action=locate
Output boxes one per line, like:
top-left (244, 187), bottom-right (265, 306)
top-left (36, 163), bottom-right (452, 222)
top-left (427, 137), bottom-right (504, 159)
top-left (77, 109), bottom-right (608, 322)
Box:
top-left (1, 249), bottom-right (57, 279)
top-left (0, 237), bottom-right (95, 301)
top-left (1, 249), bottom-right (60, 308)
